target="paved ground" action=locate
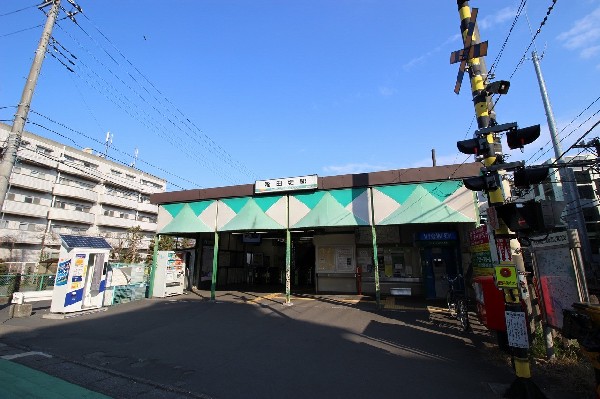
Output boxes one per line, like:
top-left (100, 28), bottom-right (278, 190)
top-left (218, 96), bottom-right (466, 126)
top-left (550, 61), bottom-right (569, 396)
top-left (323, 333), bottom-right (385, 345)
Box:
top-left (0, 291), bottom-right (588, 398)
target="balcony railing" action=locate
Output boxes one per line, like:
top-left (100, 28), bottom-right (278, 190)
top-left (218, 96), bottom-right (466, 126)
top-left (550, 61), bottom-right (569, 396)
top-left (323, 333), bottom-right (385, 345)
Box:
top-left (96, 214), bottom-right (137, 229)
top-left (47, 207), bottom-right (95, 224)
top-left (18, 150), bottom-right (58, 168)
top-left (99, 194), bottom-right (138, 210)
top-left (135, 220), bottom-right (158, 232)
top-left (53, 183), bottom-right (98, 203)
top-left (2, 200), bottom-right (48, 218)
top-left (137, 201), bottom-right (158, 214)
top-left (9, 173), bottom-right (54, 193)
top-left (57, 162), bottom-right (101, 182)
top-left (0, 228), bottom-right (45, 245)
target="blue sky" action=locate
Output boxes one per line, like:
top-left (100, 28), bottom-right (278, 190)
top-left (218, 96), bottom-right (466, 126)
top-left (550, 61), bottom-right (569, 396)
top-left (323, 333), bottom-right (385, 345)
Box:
top-left (1, 1), bottom-right (600, 191)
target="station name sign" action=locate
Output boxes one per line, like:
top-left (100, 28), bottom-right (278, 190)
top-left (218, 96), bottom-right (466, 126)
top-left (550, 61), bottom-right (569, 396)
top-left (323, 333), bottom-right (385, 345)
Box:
top-left (255, 174), bottom-right (318, 194)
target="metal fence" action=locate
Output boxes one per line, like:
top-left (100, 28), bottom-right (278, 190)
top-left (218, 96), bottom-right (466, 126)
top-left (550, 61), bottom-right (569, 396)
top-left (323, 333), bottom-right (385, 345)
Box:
top-left (0, 274), bottom-right (55, 298)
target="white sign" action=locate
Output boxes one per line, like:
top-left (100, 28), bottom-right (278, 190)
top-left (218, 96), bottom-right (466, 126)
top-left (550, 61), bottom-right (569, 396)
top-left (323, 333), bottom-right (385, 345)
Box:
top-left (505, 311), bottom-right (529, 349)
top-left (255, 175), bottom-right (318, 194)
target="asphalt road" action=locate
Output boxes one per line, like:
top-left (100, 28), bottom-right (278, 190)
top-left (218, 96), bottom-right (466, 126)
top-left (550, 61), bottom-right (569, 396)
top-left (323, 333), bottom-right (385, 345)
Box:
top-left (0, 291), bottom-right (582, 398)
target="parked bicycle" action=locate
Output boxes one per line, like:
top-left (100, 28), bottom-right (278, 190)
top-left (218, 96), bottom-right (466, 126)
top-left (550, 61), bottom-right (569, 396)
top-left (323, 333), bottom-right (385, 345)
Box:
top-left (446, 274), bottom-right (470, 332)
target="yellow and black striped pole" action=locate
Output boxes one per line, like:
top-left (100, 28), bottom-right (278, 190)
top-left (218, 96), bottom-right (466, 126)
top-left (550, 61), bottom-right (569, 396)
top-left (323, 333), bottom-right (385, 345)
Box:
top-left (456, 2), bottom-right (545, 397)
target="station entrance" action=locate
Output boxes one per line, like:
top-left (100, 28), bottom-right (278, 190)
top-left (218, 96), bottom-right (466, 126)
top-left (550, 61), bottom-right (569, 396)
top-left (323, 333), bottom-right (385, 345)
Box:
top-left (193, 231), bottom-right (316, 293)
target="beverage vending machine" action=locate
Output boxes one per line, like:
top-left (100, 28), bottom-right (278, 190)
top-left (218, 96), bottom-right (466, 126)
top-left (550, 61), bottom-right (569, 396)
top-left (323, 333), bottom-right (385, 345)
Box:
top-left (153, 251), bottom-right (185, 297)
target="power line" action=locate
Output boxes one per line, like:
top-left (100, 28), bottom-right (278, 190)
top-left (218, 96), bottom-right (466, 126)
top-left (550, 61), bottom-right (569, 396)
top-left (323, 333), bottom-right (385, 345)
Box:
top-left (509, 0), bottom-right (558, 80)
top-left (488, 0), bottom-right (528, 77)
top-left (76, 12), bottom-right (257, 181)
top-left (0, 3), bottom-right (39, 18)
top-left (47, 30), bottom-right (239, 186)
top-left (27, 112), bottom-right (204, 190)
top-left (51, 24), bottom-right (246, 185)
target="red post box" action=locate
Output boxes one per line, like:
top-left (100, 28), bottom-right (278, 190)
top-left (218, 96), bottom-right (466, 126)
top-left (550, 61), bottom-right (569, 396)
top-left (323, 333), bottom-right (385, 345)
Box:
top-left (473, 275), bottom-right (506, 331)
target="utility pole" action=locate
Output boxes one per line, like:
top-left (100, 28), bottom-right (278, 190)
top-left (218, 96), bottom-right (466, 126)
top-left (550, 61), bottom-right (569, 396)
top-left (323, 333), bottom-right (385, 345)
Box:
top-left (0, 0), bottom-right (61, 212)
top-left (531, 50), bottom-right (594, 276)
top-left (453, 2), bottom-right (545, 397)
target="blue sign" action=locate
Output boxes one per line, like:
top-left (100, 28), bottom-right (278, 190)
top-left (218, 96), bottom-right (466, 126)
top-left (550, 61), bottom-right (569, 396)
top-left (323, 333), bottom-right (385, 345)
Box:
top-left (417, 232), bottom-right (458, 241)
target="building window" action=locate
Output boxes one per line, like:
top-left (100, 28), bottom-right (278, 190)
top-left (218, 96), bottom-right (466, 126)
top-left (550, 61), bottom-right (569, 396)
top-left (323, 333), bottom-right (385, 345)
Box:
top-left (575, 170), bottom-right (592, 184)
top-left (578, 185), bottom-right (595, 200)
top-left (6, 193), bottom-right (15, 201)
top-left (0, 220), bottom-right (8, 229)
top-left (36, 145), bottom-right (52, 154)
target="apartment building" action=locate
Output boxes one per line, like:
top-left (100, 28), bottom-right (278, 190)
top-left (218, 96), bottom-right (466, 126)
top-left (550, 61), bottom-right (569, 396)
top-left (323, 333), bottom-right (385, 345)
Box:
top-left (0, 122), bottom-right (166, 269)
top-left (517, 154), bottom-right (600, 265)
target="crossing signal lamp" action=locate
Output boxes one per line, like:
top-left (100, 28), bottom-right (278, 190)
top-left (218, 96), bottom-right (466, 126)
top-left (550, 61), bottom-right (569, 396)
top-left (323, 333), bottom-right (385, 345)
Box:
top-left (494, 199), bottom-right (565, 233)
top-left (506, 124), bottom-right (541, 150)
top-left (462, 170), bottom-right (500, 192)
top-left (513, 166), bottom-right (550, 189)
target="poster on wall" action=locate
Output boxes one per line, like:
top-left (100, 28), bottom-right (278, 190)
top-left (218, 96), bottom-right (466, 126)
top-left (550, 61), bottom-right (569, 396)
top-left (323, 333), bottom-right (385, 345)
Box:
top-left (317, 247), bottom-right (335, 272)
top-left (56, 259), bottom-right (71, 286)
top-left (335, 247), bottom-right (354, 272)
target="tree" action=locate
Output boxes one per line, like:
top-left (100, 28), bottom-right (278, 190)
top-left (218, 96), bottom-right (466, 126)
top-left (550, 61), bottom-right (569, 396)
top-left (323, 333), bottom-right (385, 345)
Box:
top-left (120, 226), bottom-right (144, 263)
top-left (145, 235), bottom-right (175, 264)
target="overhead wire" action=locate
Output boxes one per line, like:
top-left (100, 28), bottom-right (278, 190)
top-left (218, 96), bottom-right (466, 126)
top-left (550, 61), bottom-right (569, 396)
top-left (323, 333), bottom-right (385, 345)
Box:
top-left (64, 12), bottom-right (256, 184)
top-left (0, 3), bottom-right (39, 18)
top-left (51, 23), bottom-right (241, 186)
top-left (78, 12), bottom-right (257, 182)
top-left (27, 111), bottom-right (204, 190)
top-left (48, 28), bottom-right (237, 186)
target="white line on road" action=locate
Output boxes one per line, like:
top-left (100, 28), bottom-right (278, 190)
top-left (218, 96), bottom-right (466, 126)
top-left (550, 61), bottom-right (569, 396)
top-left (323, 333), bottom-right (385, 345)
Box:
top-left (1, 351), bottom-right (53, 360)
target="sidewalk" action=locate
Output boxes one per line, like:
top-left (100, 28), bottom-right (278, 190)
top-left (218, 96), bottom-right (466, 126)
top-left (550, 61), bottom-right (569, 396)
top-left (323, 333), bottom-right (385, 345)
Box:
top-left (0, 358), bottom-right (110, 399)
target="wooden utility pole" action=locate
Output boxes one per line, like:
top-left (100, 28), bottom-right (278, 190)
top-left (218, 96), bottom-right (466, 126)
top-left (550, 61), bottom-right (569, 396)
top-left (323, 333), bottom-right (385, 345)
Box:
top-left (0, 0), bottom-right (61, 212)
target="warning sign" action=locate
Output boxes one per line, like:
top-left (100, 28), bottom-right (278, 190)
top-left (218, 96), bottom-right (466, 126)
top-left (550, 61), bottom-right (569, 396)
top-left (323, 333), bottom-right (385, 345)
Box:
top-left (494, 265), bottom-right (518, 289)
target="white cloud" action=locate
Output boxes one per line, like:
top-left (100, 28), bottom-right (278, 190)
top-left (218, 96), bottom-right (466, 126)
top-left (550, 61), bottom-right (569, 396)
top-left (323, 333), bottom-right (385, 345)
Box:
top-left (403, 34), bottom-right (460, 71)
top-left (322, 162), bottom-right (392, 175)
top-left (557, 7), bottom-right (600, 58)
top-left (478, 7), bottom-right (517, 31)
top-left (581, 45), bottom-right (600, 59)
top-left (378, 86), bottom-right (396, 97)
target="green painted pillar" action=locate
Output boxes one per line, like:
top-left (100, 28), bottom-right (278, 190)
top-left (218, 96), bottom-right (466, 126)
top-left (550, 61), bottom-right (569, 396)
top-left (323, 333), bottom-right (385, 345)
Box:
top-left (148, 234), bottom-right (159, 298)
top-left (369, 188), bottom-right (381, 307)
top-left (211, 232), bottom-right (219, 300)
top-left (285, 228), bottom-right (291, 304)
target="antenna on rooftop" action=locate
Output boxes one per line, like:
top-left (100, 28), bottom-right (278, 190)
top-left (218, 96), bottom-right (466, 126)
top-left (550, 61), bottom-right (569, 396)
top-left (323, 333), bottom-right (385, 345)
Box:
top-left (131, 147), bottom-right (139, 168)
top-left (104, 131), bottom-right (113, 158)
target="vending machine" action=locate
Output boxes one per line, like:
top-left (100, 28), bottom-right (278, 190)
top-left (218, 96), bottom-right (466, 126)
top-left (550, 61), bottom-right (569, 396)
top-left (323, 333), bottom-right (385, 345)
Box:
top-left (153, 251), bottom-right (185, 297)
top-left (50, 235), bottom-right (111, 314)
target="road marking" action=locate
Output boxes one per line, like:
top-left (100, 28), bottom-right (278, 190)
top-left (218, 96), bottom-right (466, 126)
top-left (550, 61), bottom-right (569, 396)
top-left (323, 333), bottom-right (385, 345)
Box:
top-left (2, 351), bottom-right (52, 360)
top-left (247, 293), bottom-right (280, 303)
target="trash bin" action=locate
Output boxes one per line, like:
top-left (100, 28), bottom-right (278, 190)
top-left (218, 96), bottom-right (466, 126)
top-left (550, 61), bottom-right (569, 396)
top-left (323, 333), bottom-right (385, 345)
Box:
top-left (473, 275), bottom-right (506, 331)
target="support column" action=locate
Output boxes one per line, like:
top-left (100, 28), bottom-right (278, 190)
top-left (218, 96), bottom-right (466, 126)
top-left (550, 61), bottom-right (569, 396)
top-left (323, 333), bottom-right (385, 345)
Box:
top-left (211, 232), bottom-right (219, 301)
top-left (285, 228), bottom-right (291, 304)
top-left (148, 234), bottom-right (159, 298)
top-left (369, 188), bottom-right (381, 308)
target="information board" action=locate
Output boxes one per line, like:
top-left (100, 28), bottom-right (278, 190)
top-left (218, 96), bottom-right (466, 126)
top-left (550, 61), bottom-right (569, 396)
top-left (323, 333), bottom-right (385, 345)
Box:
top-left (317, 246), bottom-right (354, 273)
top-left (506, 311), bottom-right (529, 349)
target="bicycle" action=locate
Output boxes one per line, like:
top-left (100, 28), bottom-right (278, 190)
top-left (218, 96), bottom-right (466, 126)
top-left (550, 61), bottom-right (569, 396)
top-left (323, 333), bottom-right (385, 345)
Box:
top-left (446, 274), bottom-right (470, 332)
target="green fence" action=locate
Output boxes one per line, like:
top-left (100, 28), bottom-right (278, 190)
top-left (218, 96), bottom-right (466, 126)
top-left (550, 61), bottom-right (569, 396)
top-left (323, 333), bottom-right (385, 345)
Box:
top-left (0, 274), bottom-right (55, 298)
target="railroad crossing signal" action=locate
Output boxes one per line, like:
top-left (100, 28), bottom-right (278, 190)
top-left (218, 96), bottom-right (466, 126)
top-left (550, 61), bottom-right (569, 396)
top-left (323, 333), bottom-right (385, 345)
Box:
top-left (450, 8), bottom-right (489, 94)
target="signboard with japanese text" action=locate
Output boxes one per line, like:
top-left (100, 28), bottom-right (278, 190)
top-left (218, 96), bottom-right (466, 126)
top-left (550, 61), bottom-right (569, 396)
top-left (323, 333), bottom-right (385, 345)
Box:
top-left (255, 175), bottom-right (318, 194)
top-left (494, 265), bottom-right (518, 289)
top-left (495, 238), bottom-right (512, 262)
top-left (530, 231), bottom-right (581, 329)
top-left (469, 225), bottom-right (493, 276)
top-left (506, 310), bottom-right (529, 349)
